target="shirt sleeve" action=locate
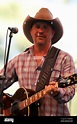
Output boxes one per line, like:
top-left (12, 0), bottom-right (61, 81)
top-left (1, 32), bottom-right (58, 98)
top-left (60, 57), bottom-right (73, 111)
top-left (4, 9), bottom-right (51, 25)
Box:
top-left (53, 52), bottom-right (76, 103)
top-left (0, 56), bottom-right (18, 92)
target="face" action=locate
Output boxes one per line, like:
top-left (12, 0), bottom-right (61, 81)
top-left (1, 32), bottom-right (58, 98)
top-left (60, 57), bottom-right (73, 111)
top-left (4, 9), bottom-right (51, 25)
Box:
top-left (30, 21), bottom-right (55, 46)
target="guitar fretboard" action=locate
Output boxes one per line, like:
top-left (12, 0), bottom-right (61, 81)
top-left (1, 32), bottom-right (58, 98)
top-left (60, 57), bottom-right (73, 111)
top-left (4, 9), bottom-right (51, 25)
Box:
top-left (18, 89), bottom-right (46, 110)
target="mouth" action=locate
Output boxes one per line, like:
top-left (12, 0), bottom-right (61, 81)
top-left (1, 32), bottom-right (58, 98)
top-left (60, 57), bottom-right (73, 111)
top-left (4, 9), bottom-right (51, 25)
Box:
top-left (36, 33), bottom-right (46, 38)
top-left (37, 36), bottom-right (46, 41)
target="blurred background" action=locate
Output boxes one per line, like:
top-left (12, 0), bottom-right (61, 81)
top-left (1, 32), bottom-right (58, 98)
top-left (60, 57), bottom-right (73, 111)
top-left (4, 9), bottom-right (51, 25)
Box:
top-left (0, 0), bottom-right (77, 116)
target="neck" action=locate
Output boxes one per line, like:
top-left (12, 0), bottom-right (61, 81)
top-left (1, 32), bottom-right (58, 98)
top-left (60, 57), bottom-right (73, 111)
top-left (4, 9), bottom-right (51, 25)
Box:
top-left (33, 44), bottom-right (51, 56)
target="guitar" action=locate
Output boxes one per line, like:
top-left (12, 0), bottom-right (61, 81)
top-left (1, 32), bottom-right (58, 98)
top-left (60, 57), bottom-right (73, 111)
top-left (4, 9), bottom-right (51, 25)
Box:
top-left (2, 73), bottom-right (77, 116)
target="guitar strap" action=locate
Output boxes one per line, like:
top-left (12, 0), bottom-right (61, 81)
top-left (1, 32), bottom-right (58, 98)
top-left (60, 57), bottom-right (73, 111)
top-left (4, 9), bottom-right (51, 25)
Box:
top-left (35, 46), bottom-right (60, 106)
top-left (24, 46), bottom-right (60, 106)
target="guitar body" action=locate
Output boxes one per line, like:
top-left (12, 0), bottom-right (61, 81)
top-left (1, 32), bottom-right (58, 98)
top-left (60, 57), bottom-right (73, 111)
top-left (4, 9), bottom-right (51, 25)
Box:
top-left (3, 88), bottom-right (38, 116)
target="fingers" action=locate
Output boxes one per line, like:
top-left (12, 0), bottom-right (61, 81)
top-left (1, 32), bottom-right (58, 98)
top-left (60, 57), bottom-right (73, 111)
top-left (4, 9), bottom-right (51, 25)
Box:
top-left (49, 81), bottom-right (58, 88)
top-left (49, 81), bottom-right (56, 85)
top-left (44, 81), bottom-right (59, 94)
top-left (45, 81), bottom-right (58, 93)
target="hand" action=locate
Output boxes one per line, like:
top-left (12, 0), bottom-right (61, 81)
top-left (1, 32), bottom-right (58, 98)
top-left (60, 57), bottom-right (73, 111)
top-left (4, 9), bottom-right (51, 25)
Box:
top-left (45, 81), bottom-right (60, 97)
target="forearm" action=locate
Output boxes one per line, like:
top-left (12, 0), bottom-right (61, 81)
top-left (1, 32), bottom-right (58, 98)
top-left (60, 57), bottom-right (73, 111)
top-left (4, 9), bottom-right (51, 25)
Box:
top-left (53, 85), bottom-right (75, 103)
top-left (0, 66), bottom-right (18, 92)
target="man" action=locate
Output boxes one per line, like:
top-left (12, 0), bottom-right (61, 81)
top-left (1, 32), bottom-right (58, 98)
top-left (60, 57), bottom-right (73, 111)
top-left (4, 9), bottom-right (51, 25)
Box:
top-left (0, 8), bottom-right (76, 116)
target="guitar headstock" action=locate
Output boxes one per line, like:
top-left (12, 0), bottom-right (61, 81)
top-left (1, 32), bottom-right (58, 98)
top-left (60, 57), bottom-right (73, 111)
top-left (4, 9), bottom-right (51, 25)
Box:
top-left (58, 73), bottom-right (77, 88)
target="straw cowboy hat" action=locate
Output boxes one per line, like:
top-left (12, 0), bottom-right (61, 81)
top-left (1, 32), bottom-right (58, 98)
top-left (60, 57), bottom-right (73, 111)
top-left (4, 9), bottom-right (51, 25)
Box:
top-left (23, 8), bottom-right (63, 44)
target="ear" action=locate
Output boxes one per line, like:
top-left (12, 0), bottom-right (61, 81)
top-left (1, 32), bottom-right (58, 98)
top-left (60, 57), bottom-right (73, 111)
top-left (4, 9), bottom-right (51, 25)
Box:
top-left (52, 30), bottom-right (55, 37)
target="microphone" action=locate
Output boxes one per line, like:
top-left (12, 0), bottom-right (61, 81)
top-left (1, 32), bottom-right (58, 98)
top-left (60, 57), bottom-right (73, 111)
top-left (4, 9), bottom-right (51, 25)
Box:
top-left (8, 27), bottom-right (18, 34)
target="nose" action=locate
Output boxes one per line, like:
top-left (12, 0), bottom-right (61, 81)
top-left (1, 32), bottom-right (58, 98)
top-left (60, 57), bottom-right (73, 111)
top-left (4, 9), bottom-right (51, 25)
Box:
top-left (38, 26), bottom-right (44, 32)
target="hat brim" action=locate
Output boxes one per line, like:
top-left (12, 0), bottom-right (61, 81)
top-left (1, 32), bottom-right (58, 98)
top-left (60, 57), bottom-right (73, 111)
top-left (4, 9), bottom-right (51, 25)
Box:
top-left (23, 16), bottom-right (63, 44)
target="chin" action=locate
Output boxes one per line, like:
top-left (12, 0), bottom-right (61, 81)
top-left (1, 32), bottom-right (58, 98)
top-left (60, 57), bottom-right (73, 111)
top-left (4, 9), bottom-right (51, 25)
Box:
top-left (37, 41), bottom-right (46, 45)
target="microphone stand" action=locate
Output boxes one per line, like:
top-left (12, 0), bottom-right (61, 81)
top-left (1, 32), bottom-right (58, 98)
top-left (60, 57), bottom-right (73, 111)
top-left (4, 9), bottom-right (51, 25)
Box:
top-left (0, 30), bottom-right (13, 115)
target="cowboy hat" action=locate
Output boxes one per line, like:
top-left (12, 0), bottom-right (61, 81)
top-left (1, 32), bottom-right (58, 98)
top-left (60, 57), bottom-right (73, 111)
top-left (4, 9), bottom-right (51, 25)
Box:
top-left (23, 8), bottom-right (63, 44)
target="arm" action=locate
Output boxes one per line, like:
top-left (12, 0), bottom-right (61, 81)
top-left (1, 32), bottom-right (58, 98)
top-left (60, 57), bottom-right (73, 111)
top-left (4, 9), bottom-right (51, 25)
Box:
top-left (49, 53), bottom-right (76, 103)
top-left (0, 56), bottom-right (18, 91)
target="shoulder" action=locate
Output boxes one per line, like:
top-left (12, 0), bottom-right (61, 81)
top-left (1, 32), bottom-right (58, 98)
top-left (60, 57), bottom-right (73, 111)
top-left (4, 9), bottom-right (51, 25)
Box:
top-left (58, 49), bottom-right (74, 63)
top-left (53, 46), bottom-right (73, 58)
top-left (57, 48), bottom-right (72, 57)
top-left (17, 45), bottom-right (33, 56)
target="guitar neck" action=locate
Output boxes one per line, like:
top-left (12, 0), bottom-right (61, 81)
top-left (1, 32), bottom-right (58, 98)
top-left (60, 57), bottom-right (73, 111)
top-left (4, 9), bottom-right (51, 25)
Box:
top-left (18, 89), bottom-right (46, 110)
